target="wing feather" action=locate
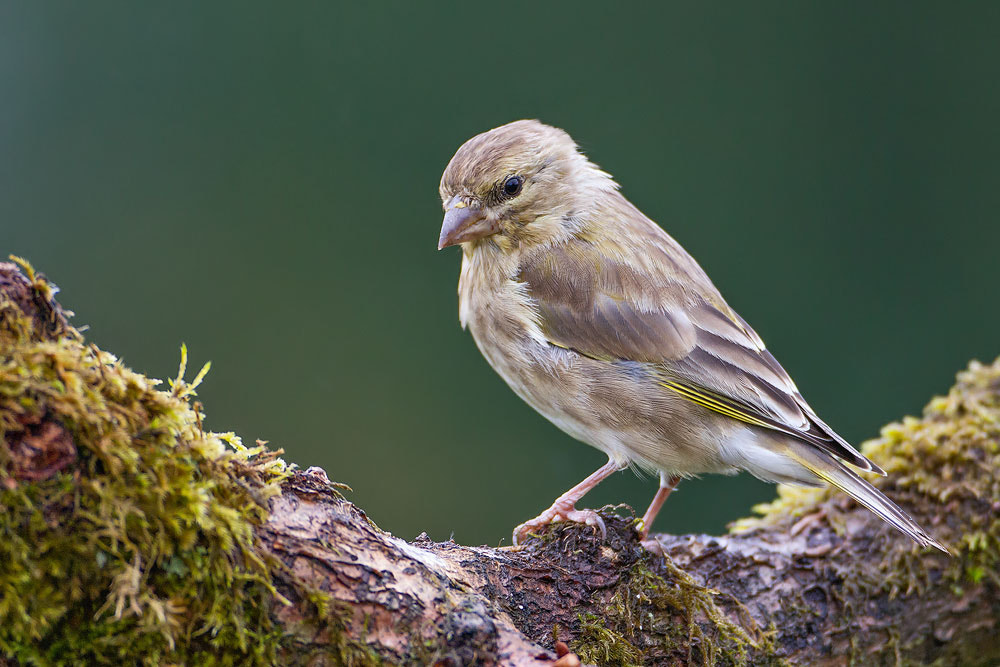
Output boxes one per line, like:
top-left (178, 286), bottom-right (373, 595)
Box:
top-left (519, 239), bottom-right (883, 475)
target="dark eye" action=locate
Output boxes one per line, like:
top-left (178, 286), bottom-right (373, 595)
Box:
top-left (503, 175), bottom-right (523, 197)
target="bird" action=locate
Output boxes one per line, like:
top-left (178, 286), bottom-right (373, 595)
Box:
top-left (436, 119), bottom-right (949, 554)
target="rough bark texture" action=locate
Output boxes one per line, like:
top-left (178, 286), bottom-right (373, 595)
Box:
top-left (1, 260), bottom-right (997, 666)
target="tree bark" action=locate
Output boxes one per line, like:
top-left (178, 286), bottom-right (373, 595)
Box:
top-left (1, 260), bottom-right (997, 666)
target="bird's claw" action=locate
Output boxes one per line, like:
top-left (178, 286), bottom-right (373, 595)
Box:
top-left (512, 504), bottom-right (607, 545)
top-left (564, 509), bottom-right (607, 539)
top-left (641, 537), bottom-right (666, 557)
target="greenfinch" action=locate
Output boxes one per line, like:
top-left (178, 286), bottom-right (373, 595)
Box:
top-left (437, 119), bottom-right (948, 553)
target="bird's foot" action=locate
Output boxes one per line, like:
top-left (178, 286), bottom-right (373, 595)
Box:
top-left (640, 537), bottom-right (666, 557)
top-left (512, 501), bottom-right (607, 545)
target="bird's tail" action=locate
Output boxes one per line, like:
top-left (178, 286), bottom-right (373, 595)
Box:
top-left (785, 446), bottom-right (953, 554)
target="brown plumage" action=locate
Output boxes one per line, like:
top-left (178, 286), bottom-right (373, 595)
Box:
top-left (437, 119), bottom-right (949, 553)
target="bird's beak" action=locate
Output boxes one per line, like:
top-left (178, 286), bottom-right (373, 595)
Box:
top-left (437, 200), bottom-right (498, 250)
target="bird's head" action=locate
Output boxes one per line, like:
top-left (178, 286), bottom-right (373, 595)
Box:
top-left (437, 120), bottom-right (616, 253)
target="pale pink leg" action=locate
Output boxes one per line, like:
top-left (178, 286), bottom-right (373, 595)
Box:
top-left (638, 472), bottom-right (681, 540)
top-left (512, 458), bottom-right (621, 545)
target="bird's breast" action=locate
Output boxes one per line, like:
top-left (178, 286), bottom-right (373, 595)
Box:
top-left (455, 249), bottom-right (739, 475)
top-left (459, 252), bottom-right (575, 412)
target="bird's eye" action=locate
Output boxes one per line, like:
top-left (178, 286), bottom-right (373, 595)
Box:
top-left (502, 175), bottom-right (524, 197)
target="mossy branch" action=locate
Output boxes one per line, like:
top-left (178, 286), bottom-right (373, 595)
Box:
top-left (1, 259), bottom-right (997, 666)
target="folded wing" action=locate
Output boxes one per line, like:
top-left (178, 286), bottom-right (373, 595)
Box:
top-left (519, 239), bottom-right (883, 475)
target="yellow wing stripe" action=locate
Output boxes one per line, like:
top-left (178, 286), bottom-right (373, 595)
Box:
top-left (658, 380), bottom-right (773, 429)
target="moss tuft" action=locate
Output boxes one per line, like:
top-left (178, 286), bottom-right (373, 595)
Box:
top-left (0, 260), bottom-right (292, 665)
top-left (573, 612), bottom-right (643, 666)
top-left (571, 561), bottom-right (781, 666)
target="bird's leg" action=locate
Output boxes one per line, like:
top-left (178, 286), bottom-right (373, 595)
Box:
top-left (512, 458), bottom-right (621, 545)
top-left (637, 471), bottom-right (681, 541)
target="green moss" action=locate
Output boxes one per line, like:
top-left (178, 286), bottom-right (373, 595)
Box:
top-left (571, 561), bottom-right (781, 666)
top-left (0, 260), bottom-right (294, 665)
top-left (574, 612), bottom-right (643, 666)
top-left (292, 593), bottom-right (384, 666)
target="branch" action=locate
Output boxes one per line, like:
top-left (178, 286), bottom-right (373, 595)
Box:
top-left (1, 259), bottom-right (997, 666)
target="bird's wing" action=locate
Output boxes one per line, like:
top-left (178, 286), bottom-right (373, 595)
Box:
top-left (518, 238), bottom-right (882, 474)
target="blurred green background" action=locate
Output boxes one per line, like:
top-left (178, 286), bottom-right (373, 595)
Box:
top-left (3, 3), bottom-right (998, 545)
